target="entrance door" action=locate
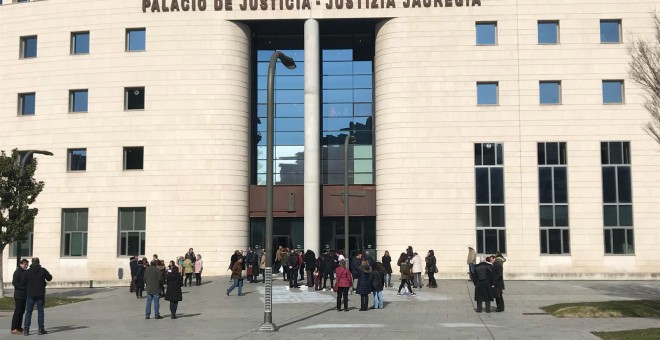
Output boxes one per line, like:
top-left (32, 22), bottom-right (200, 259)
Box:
top-left (335, 235), bottom-right (361, 257)
top-left (272, 235), bottom-right (291, 262)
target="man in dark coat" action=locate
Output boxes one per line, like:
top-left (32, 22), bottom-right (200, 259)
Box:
top-left (287, 250), bottom-right (300, 288)
top-left (472, 257), bottom-right (494, 313)
top-left (363, 250), bottom-right (375, 268)
top-left (129, 256), bottom-right (139, 293)
top-left (144, 260), bottom-right (164, 319)
top-left (164, 267), bottom-right (183, 319)
top-left (11, 259), bottom-right (29, 334)
top-left (245, 248), bottom-right (259, 283)
top-left (350, 252), bottom-right (363, 293)
top-left (21, 257), bottom-right (53, 335)
top-left (303, 249), bottom-right (316, 287)
top-left (492, 253), bottom-right (506, 312)
top-left (321, 250), bottom-right (336, 290)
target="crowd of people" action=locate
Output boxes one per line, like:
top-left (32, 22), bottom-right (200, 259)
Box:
top-left (11, 257), bottom-right (53, 335)
top-left (469, 248), bottom-right (506, 313)
top-left (129, 248), bottom-right (204, 319)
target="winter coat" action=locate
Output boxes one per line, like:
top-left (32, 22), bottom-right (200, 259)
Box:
top-left (187, 251), bottom-right (196, 264)
top-left (280, 251), bottom-right (290, 266)
top-left (144, 265), bottom-right (163, 295)
top-left (129, 259), bottom-right (139, 278)
top-left (165, 271), bottom-right (183, 302)
top-left (287, 252), bottom-right (299, 270)
top-left (194, 260), bottom-right (204, 274)
top-left (382, 256), bottom-right (393, 274)
top-left (183, 258), bottom-right (193, 275)
top-left (467, 248), bottom-right (477, 265)
top-left (12, 267), bottom-right (27, 299)
top-left (363, 254), bottom-right (375, 268)
top-left (303, 250), bottom-right (316, 271)
top-left (426, 255), bottom-right (437, 272)
top-left (335, 266), bottom-right (353, 288)
top-left (350, 257), bottom-right (361, 277)
top-left (135, 265), bottom-right (146, 288)
top-left (473, 262), bottom-right (494, 302)
top-left (229, 253), bottom-right (239, 269)
top-left (369, 267), bottom-right (384, 292)
top-left (399, 261), bottom-right (413, 280)
top-left (231, 262), bottom-right (243, 280)
top-left (21, 264), bottom-right (53, 297)
top-left (356, 266), bottom-right (373, 295)
top-left (411, 255), bottom-right (423, 273)
top-left (492, 259), bottom-right (505, 290)
top-left (321, 253), bottom-right (335, 274)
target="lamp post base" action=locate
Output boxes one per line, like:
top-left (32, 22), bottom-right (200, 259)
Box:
top-left (258, 323), bottom-right (278, 332)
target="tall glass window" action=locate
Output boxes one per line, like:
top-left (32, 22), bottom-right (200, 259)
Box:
top-left (538, 142), bottom-right (569, 254)
top-left (601, 141), bottom-right (634, 254)
top-left (62, 208), bottom-right (88, 257)
top-left (475, 143), bottom-right (506, 254)
top-left (119, 207), bottom-right (146, 256)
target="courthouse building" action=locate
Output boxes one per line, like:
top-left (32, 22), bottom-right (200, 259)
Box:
top-left (1, 0), bottom-right (659, 282)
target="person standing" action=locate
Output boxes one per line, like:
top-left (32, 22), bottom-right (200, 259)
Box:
top-left (492, 252), bottom-right (506, 312)
top-left (129, 256), bottom-right (139, 293)
top-left (287, 250), bottom-right (300, 288)
top-left (411, 252), bottom-right (423, 289)
top-left (304, 249), bottom-right (316, 288)
top-left (280, 247), bottom-right (290, 281)
top-left (183, 254), bottom-right (194, 287)
top-left (370, 262), bottom-right (385, 309)
top-left (467, 246), bottom-right (477, 280)
top-left (425, 250), bottom-right (438, 288)
top-left (226, 257), bottom-right (244, 296)
top-left (21, 257), bottom-right (53, 335)
top-left (144, 260), bottom-right (164, 319)
top-left (245, 248), bottom-right (258, 283)
top-left (334, 259), bottom-right (353, 312)
top-left (396, 253), bottom-right (415, 296)
top-left (165, 266), bottom-right (183, 318)
top-left (363, 250), bottom-right (375, 268)
top-left (187, 248), bottom-right (196, 265)
top-left (356, 260), bottom-right (372, 311)
top-left (273, 245), bottom-right (283, 274)
top-left (349, 252), bottom-right (362, 294)
top-left (472, 256), bottom-right (494, 313)
top-left (260, 250), bottom-right (266, 283)
top-left (381, 251), bottom-right (393, 288)
top-left (321, 250), bottom-right (336, 291)
top-left (298, 250), bottom-right (305, 281)
top-left (10, 259), bottom-right (29, 335)
top-left (135, 258), bottom-right (147, 298)
top-left (194, 254), bottom-right (204, 286)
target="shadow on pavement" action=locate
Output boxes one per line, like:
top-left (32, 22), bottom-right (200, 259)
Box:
top-left (586, 282), bottom-right (660, 300)
top-left (47, 325), bottom-right (89, 334)
top-left (277, 308), bottom-right (335, 329)
top-left (49, 288), bottom-right (113, 298)
top-left (175, 313), bottom-right (201, 318)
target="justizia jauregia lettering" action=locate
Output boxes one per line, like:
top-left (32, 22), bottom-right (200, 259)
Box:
top-left (401, 0), bottom-right (479, 7)
top-left (143, 0), bottom-right (480, 11)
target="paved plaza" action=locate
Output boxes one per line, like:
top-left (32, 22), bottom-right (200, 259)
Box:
top-left (1, 278), bottom-right (659, 339)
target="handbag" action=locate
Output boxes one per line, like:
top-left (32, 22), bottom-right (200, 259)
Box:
top-left (434, 265), bottom-right (439, 273)
top-left (247, 266), bottom-right (253, 276)
top-left (333, 282), bottom-right (339, 293)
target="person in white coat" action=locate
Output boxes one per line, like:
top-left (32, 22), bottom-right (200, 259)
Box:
top-left (411, 252), bottom-right (423, 289)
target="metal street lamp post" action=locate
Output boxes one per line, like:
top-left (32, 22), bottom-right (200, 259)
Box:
top-left (343, 135), bottom-right (355, 258)
top-left (259, 51), bottom-right (296, 332)
top-left (15, 150), bottom-right (53, 267)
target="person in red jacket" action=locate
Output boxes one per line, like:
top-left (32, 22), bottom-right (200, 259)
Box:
top-left (335, 259), bottom-right (353, 312)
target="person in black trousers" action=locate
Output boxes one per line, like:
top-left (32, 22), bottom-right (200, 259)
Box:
top-left (11, 259), bottom-right (29, 334)
top-left (287, 250), bottom-right (300, 288)
top-left (165, 266), bottom-right (183, 319)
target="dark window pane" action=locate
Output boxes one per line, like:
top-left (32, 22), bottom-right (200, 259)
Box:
top-left (555, 205), bottom-right (569, 227)
top-left (477, 230), bottom-right (484, 254)
top-left (496, 143), bottom-right (503, 165)
top-left (70, 233), bottom-right (83, 256)
top-left (562, 229), bottom-right (570, 253)
top-left (539, 168), bottom-right (553, 203)
top-left (612, 228), bottom-right (626, 254)
top-left (126, 87), bottom-right (145, 110)
top-left (64, 234), bottom-right (71, 256)
top-left (540, 230), bottom-right (548, 253)
top-left (553, 167), bottom-right (567, 203)
top-left (603, 205), bottom-right (618, 226)
top-left (485, 229), bottom-right (498, 254)
top-left (546, 142), bottom-right (558, 165)
top-left (69, 149), bottom-right (87, 171)
top-left (474, 143), bottom-right (482, 166)
top-left (475, 168), bottom-right (489, 204)
top-left (548, 229), bottom-right (562, 254)
top-left (135, 208), bottom-right (146, 230)
top-left (491, 206), bottom-right (505, 227)
top-left (498, 229), bottom-right (506, 253)
top-left (616, 167), bottom-right (632, 203)
top-left (120, 233), bottom-right (127, 256)
top-left (622, 142), bottom-right (630, 164)
top-left (124, 147), bottom-right (144, 170)
top-left (602, 167), bottom-right (617, 203)
top-left (618, 205), bottom-right (633, 226)
top-left (540, 206), bottom-right (554, 226)
top-left (626, 229), bottom-right (634, 253)
top-left (482, 143), bottom-right (495, 165)
top-left (476, 206), bottom-right (490, 227)
top-left (127, 232), bottom-right (140, 256)
top-left (609, 142), bottom-right (622, 164)
top-left (600, 142), bottom-right (609, 165)
top-left (559, 142), bottom-right (567, 165)
top-left (604, 229), bottom-right (612, 253)
top-left (537, 143), bottom-right (545, 165)
top-left (490, 168), bottom-right (504, 204)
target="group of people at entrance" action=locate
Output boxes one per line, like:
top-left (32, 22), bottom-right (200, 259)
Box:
top-left (468, 246), bottom-right (506, 313)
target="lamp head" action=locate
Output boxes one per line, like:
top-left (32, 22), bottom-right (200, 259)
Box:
top-left (279, 55), bottom-right (297, 70)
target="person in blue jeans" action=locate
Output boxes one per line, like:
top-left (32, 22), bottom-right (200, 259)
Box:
top-left (227, 257), bottom-right (244, 296)
top-left (370, 262), bottom-right (386, 309)
top-left (143, 260), bottom-right (164, 319)
top-left (21, 257), bottom-right (53, 336)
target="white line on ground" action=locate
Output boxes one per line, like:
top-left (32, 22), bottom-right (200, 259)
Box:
top-left (299, 324), bottom-right (386, 329)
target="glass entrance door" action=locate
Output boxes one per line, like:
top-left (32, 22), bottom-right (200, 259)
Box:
top-left (335, 235), bottom-right (361, 258)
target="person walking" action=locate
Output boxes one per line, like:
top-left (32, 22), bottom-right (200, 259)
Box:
top-left (382, 251), bottom-right (393, 288)
top-left (397, 253), bottom-right (415, 296)
top-left (164, 266), bottom-right (183, 319)
top-left (144, 260), bottom-right (164, 319)
top-left (370, 262), bottom-right (385, 309)
top-left (135, 258), bottom-right (147, 298)
top-left (334, 259), bottom-right (353, 312)
top-left (356, 260), bottom-right (372, 311)
top-left (425, 250), bottom-right (438, 288)
top-left (10, 259), bottom-right (29, 335)
top-left (21, 257), bottom-right (53, 335)
top-left (194, 254), bottom-right (204, 286)
top-left (411, 252), bottom-right (423, 289)
top-left (226, 257), bottom-right (244, 296)
top-left (493, 252), bottom-right (506, 312)
top-left (183, 254), bottom-right (194, 287)
top-left (304, 249), bottom-right (316, 287)
top-left (472, 256), bottom-right (494, 313)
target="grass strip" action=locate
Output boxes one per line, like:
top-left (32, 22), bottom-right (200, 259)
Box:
top-left (593, 328), bottom-right (660, 340)
top-left (0, 297), bottom-right (90, 310)
top-left (541, 300), bottom-right (660, 318)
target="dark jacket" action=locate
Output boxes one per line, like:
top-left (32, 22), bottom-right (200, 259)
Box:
top-left (165, 271), bottom-right (183, 302)
top-left (21, 264), bottom-right (53, 297)
top-left (231, 262), bottom-right (243, 280)
top-left (303, 250), bottom-right (316, 271)
top-left (492, 259), bottom-right (505, 290)
top-left (426, 255), bottom-right (437, 272)
top-left (246, 251), bottom-right (258, 266)
top-left (129, 258), bottom-right (139, 278)
top-left (369, 267), bottom-right (384, 292)
top-left (321, 253), bottom-right (335, 273)
top-left (135, 265), bottom-right (146, 288)
top-left (473, 261), bottom-right (494, 302)
top-left (12, 267), bottom-right (27, 299)
top-left (144, 265), bottom-right (163, 295)
top-left (382, 256), bottom-right (393, 274)
top-left (399, 261), bottom-right (413, 280)
top-left (363, 254), bottom-right (375, 268)
top-left (287, 252), bottom-right (299, 270)
top-left (350, 257), bottom-right (361, 277)
top-left (356, 265), bottom-right (372, 295)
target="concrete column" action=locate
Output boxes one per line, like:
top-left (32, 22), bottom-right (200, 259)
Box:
top-left (304, 19), bottom-right (321, 255)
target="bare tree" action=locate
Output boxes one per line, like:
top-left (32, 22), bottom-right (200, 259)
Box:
top-left (628, 12), bottom-right (660, 145)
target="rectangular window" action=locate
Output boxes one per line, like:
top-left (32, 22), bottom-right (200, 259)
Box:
top-left (602, 80), bottom-right (624, 104)
top-left (18, 93), bottom-right (36, 116)
top-left (477, 82), bottom-right (498, 105)
top-left (67, 148), bottom-right (87, 171)
top-left (126, 28), bottom-right (146, 51)
top-left (601, 141), bottom-right (634, 254)
top-left (119, 207), bottom-right (146, 256)
top-left (600, 19), bottom-right (622, 43)
top-left (20, 35), bottom-right (37, 58)
top-left (71, 31), bottom-right (90, 55)
top-left (475, 143), bottom-right (506, 254)
top-left (476, 22), bottom-right (497, 45)
top-left (123, 146), bottom-right (144, 170)
top-left (538, 21), bottom-right (559, 44)
top-left (538, 142), bottom-right (570, 254)
top-left (10, 223), bottom-right (33, 258)
top-left (69, 89), bottom-right (89, 113)
top-left (540, 81), bottom-right (561, 105)
top-left (62, 208), bottom-right (88, 257)
top-left (125, 87), bottom-right (145, 110)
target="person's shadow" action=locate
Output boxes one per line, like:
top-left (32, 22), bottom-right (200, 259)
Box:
top-left (46, 325), bottom-right (89, 334)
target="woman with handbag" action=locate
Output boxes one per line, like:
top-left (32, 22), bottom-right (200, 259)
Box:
top-left (334, 259), bottom-right (353, 312)
top-left (425, 250), bottom-right (438, 288)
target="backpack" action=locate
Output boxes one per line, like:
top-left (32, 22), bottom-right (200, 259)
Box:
top-left (401, 263), bottom-right (411, 276)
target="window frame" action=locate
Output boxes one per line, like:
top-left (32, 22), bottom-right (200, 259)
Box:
top-left (538, 142), bottom-right (570, 255)
top-left (118, 207), bottom-right (146, 257)
top-left (601, 141), bottom-right (634, 255)
top-left (69, 89), bottom-right (89, 113)
top-left (71, 31), bottom-right (90, 55)
top-left (18, 92), bottom-right (36, 116)
top-left (475, 142), bottom-right (506, 255)
top-left (10, 228), bottom-right (33, 258)
top-left (67, 148), bottom-right (87, 172)
top-left (20, 35), bottom-right (37, 59)
top-left (600, 19), bottom-right (622, 44)
top-left (538, 20), bottom-right (560, 45)
top-left (123, 146), bottom-right (144, 170)
top-left (61, 208), bottom-right (89, 257)
top-left (602, 80), bottom-right (624, 104)
top-left (124, 87), bottom-right (145, 110)
top-left (475, 21), bottom-right (498, 46)
top-left (126, 28), bottom-right (146, 52)
top-left (539, 81), bottom-right (562, 105)
top-left (477, 82), bottom-right (499, 106)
